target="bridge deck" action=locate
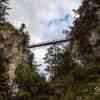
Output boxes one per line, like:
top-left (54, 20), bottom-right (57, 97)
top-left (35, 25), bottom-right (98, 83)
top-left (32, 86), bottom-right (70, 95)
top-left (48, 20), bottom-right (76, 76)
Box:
top-left (29, 38), bottom-right (73, 48)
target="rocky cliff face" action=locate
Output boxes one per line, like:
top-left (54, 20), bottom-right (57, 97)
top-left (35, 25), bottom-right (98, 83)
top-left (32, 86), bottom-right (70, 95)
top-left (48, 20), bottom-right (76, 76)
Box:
top-left (0, 22), bottom-right (32, 96)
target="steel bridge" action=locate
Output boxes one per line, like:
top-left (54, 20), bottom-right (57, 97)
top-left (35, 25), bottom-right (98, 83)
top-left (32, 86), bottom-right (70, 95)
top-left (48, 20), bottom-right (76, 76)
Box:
top-left (28, 38), bottom-right (73, 48)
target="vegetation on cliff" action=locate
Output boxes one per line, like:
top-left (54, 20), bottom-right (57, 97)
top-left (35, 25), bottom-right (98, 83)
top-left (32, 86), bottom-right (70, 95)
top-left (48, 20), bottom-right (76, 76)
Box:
top-left (0, 0), bottom-right (100, 100)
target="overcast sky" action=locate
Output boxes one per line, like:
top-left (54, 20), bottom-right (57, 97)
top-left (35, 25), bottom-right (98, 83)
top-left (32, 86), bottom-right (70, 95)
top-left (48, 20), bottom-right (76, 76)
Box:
top-left (8, 0), bottom-right (81, 72)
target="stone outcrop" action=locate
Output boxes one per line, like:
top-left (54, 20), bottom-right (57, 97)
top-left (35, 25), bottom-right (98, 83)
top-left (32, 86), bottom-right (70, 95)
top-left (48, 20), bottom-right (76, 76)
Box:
top-left (1, 23), bottom-right (21, 79)
top-left (0, 22), bottom-right (31, 97)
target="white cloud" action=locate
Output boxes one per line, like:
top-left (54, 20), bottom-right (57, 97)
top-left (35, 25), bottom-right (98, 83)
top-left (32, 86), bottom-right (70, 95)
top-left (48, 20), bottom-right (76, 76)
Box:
top-left (8, 0), bottom-right (81, 41)
top-left (8, 0), bottom-right (81, 72)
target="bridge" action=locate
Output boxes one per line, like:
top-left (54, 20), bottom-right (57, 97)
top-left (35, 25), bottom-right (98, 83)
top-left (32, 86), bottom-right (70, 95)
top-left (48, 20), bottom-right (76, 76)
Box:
top-left (29, 38), bottom-right (73, 48)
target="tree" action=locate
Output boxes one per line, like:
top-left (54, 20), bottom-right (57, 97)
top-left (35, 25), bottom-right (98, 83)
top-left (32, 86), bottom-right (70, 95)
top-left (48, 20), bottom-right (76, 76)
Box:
top-left (70, 0), bottom-right (100, 65)
top-left (68, 0), bottom-right (100, 99)
top-left (15, 25), bottom-right (48, 100)
top-left (44, 44), bottom-right (86, 99)
top-left (0, 0), bottom-right (10, 22)
top-left (44, 45), bottom-right (59, 80)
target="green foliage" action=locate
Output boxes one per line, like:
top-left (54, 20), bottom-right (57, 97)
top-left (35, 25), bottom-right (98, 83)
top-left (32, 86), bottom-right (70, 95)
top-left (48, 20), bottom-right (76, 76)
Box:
top-left (14, 0), bottom-right (100, 99)
top-left (0, 95), bottom-right (7, 100)
top-left (16, 91), bottom-right (33, 100)
top-left (16, 64), bottom-right (39, 85)
top-left (1, 1), bottom-right (99, 100)
top-left (43, 0), bottom-right (100, 100)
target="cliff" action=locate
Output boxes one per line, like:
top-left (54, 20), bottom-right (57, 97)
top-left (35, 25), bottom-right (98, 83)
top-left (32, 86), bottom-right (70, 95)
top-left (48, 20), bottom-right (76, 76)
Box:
top-left (0, 22), bottom-right (32, 97)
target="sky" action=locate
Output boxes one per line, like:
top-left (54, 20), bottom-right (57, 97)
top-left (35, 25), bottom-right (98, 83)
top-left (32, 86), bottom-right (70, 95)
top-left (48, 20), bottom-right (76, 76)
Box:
top-left (8, 0), bottom-right (81, 73)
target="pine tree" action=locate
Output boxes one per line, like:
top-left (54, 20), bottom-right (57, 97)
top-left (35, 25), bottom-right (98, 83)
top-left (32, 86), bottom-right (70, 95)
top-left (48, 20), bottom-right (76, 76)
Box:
top-left (15, 25), bottom-right (46, 100)
top-left (0, 0), bottom-right (10, 22)
top-left (44, 0), bottom-right (100, 99)
top-left (44, 45), bottom-right (58, 80)
top-left (70, 0), bottom-right (100, 65)
top-left (69, 0), bottom-right (100, 99)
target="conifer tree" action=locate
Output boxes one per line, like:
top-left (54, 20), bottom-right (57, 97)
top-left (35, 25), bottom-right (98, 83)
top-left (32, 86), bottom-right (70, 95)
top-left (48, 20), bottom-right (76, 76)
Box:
top-left (71, 0), bottom-right (100, 65)
top-left (44, 0), bottom-right (100, 99)
top-left (15, 25), bottom-right (44, 100)
top-left (44, 45), bottom-right (59, 80)
top-left (0, 0), bottom-right (10, 22)
top-left (69, 0), bottom-right (100, 99)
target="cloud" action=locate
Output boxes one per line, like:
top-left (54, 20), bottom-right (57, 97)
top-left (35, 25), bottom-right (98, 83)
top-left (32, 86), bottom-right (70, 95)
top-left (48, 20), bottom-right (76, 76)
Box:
top-left (8, 0), bottom-right (81, 41)
top-left (8, 0), bottom-right (81, 72)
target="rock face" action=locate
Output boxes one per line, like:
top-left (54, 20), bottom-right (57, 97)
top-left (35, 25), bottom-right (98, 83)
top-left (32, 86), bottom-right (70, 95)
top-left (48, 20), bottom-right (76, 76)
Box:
top-left (0, 22), bottom-right (31, 96)
top-left (0, 1), bottom-right (34, 97)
